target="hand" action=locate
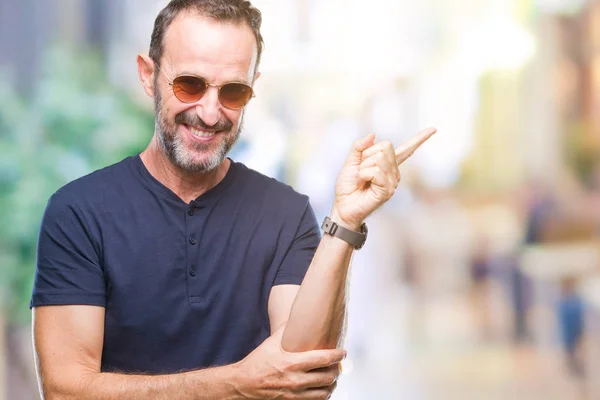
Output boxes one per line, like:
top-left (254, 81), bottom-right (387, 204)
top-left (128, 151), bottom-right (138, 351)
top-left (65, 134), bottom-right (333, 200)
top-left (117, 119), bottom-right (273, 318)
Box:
top-left (332, 127), bottom-right (437, 230)
top-left (234, 327), bottom-right (345, 399)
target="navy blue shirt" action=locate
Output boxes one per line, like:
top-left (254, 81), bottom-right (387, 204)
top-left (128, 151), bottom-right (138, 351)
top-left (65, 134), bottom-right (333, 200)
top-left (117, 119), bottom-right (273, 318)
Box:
top-left (30, 155), bottom-right (320, 374)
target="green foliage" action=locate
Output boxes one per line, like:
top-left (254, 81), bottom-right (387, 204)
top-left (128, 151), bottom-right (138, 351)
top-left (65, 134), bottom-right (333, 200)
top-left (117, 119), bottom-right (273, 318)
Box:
top-left (0, 46), bottom-right (154, 324)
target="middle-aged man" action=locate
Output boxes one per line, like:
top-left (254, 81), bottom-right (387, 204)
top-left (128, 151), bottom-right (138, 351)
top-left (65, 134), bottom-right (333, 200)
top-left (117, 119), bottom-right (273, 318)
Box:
top-left (30, 0), bottom-right (436, 399)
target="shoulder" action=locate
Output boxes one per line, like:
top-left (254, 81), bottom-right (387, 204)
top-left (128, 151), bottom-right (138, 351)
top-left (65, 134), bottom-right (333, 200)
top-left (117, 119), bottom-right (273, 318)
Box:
top-left (233, 161), bottom-right (312, 210)
top-left (47, 156), bottom-right (135, 212)
top-left (230, 162), bottom-right (321, 249)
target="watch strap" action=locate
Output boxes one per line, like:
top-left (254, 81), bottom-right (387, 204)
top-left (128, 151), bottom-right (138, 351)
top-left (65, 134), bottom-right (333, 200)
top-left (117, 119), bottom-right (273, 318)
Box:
top-left (321, 216), bottom-right (367, 250)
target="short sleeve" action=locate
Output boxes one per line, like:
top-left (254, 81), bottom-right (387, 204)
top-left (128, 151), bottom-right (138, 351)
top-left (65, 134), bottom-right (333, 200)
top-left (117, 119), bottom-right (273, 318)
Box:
top-left (30, 192), bottom-right (106, 308)
top-left (273, 202), bottom-right (321, 286)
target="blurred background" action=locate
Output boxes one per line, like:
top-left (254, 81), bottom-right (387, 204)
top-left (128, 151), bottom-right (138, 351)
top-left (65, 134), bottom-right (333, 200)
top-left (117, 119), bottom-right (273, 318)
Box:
top-left (2, 0), bottom-right (600, 398)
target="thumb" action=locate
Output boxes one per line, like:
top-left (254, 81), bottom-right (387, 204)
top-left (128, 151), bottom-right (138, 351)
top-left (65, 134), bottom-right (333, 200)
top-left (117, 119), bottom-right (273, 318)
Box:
top-left (347, 133), bottom-right (376, 164)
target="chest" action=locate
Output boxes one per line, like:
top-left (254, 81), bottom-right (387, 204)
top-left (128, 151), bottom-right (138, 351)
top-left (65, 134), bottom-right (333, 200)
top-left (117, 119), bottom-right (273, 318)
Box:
top-left (99, 202), bottom-right (286, 312)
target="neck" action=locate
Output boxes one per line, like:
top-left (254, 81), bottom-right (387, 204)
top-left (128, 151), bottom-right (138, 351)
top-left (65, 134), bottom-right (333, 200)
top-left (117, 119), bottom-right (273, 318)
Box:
top-left (140, 135), bottom-right (231, 204)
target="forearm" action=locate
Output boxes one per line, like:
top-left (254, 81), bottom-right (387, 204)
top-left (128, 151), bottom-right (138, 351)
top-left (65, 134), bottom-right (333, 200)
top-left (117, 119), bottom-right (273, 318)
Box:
top-left (281, 209), bottom-right (356, 352)
top-left (44, 364), bottom-right (242, 400)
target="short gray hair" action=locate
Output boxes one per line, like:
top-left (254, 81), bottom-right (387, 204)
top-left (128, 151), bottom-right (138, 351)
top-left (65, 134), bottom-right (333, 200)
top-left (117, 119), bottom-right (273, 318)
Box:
top-left (149, 0), bottom-right (264, 70)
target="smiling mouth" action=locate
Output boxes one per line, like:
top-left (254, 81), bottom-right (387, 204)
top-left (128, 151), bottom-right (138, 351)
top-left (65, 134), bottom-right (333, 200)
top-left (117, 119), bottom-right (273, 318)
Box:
top-left (185, 124), bottom-right (220, 138)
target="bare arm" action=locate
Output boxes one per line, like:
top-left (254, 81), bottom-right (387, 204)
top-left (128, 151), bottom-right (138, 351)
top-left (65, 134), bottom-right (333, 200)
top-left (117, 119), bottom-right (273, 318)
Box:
top-left (33, 305), bottom-right (241, 400)
top-left (273, 210), bottom-right (354, 353)
top-left (34, 305), bottom-right (343, 400)
top-left (277, 128), bottom-right (436, 353)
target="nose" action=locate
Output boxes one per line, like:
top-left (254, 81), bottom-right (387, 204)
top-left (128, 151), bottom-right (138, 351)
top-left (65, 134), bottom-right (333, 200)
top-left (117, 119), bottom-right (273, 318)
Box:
top-left (195, 86), bottom-right (222, 127)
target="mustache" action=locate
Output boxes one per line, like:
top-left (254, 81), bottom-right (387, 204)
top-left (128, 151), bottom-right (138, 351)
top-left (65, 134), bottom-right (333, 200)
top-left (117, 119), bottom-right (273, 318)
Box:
top-left (174, 110), bottom-right (233, 132)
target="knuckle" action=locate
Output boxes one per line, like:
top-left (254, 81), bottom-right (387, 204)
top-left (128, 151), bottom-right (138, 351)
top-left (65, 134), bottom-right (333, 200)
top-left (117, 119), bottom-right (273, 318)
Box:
top-left (314, 390), bottom-right (329, 400)
top-left (327, 382), bottom-right (338, 396)
top-left (329, 373), bottom-right (338, 385)
top-left (387, 183), bottom-right (396, 195)
top-left (265, 377), bottom-right (285, 393)
top-left (295, 374), bottom-right (307, 390)
top-left (284, 374), bottom-right (300, 390)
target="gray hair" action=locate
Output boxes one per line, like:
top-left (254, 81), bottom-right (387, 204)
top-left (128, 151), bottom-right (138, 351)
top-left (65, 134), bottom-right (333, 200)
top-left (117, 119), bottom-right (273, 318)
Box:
top-left (149, 0), bottom-right (264, 69)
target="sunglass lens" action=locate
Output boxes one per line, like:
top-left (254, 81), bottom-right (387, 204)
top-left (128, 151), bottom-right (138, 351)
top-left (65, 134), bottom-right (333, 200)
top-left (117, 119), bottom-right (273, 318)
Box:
top-left (172, 76), bottom-right (207, 103)
top-left (219, 83), bottom-right (253, 109)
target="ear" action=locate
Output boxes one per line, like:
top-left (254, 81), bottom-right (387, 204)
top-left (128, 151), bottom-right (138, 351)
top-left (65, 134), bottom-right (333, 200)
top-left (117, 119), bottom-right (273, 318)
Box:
top-left (252, 71), bottom-right (261, 85)
top-left (137, 53), bottom-right (156, 98)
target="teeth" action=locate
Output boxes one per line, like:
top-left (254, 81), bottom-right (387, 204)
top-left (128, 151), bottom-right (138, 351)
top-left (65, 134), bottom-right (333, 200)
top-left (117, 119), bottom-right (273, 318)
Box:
top-left (190, 126), bottom-right (216, 138)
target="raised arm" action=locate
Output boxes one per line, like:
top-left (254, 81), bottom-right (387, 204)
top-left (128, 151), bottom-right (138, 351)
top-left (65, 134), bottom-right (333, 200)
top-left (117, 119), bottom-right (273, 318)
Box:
top-left (279, 128), bottom-right (437, 352)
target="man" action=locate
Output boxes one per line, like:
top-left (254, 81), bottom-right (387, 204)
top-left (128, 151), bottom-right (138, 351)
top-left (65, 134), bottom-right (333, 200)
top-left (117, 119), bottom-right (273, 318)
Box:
top-left (30, 0), bottom-right (435, 398)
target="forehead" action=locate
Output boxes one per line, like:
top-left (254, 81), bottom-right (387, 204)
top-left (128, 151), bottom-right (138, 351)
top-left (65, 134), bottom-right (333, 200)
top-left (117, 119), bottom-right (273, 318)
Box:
top-left (161, 13), bottom-right (258, 82)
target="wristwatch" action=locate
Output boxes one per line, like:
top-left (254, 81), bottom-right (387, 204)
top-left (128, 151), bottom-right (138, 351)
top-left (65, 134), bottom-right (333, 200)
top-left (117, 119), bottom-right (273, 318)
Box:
top-left (321, 216), bottom-right (368, 250)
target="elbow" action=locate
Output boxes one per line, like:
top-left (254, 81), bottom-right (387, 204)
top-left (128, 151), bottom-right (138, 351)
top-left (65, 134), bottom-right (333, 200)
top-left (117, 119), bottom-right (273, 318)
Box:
top-left (39, 384), bottom-right (67, 400)
top-left (39, 381), bottom-right (73, 400)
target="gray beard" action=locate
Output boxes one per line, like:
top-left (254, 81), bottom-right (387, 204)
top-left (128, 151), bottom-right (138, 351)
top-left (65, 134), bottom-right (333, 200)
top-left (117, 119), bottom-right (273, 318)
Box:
top-left (154, 88), bottom-right (243, 174)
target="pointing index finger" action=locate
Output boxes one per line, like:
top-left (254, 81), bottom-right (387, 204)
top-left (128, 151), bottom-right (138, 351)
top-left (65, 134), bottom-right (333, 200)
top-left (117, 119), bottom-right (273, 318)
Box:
top-left (395, 127), bottom-right (437, 164)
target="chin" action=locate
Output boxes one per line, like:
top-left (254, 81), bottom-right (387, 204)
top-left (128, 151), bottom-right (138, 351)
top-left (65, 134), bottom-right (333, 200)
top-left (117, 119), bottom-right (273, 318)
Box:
top-left (175, 148), bottom-right (226, 174)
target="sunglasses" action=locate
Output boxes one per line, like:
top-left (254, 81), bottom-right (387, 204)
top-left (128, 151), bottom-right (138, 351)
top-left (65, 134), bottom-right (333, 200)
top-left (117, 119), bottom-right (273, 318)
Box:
top-left (156, 64), bottom-right (255, 110)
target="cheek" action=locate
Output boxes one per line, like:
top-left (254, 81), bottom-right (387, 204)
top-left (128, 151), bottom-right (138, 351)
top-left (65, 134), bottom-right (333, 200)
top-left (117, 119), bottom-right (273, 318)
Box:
top-left (225, 109), bottom-right (242, 126)
top-left (158, 87), bottom-right (182, 117)
top-left (162, 102), bottom-right (187, 124)
top-left (161, 107), bottom-right (177, 129)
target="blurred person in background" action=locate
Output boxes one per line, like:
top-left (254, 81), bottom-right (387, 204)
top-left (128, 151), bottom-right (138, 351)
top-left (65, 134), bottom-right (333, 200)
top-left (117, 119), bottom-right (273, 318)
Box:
top-left (557, 276), bottom-right (585, 378)
top-left (468, 235), bottom-right (496, 341)
top-left (512, 180), bottom-right (556, 343)
top-left (28, 0), bottom-right (436, 398)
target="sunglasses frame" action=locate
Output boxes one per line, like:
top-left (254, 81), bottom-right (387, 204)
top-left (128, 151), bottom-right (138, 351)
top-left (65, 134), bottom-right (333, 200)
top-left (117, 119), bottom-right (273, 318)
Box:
top-left (155, 63), bottom-right (255, 110)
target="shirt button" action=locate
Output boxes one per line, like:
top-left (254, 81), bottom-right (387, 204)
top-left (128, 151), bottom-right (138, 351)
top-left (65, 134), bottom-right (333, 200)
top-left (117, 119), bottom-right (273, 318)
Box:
top-left (188, 207), bottom-right (194, 216)
top-left (189, 268), bottom-right (197, 277)
top-left (189, 234), bottom-right (197, 245)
